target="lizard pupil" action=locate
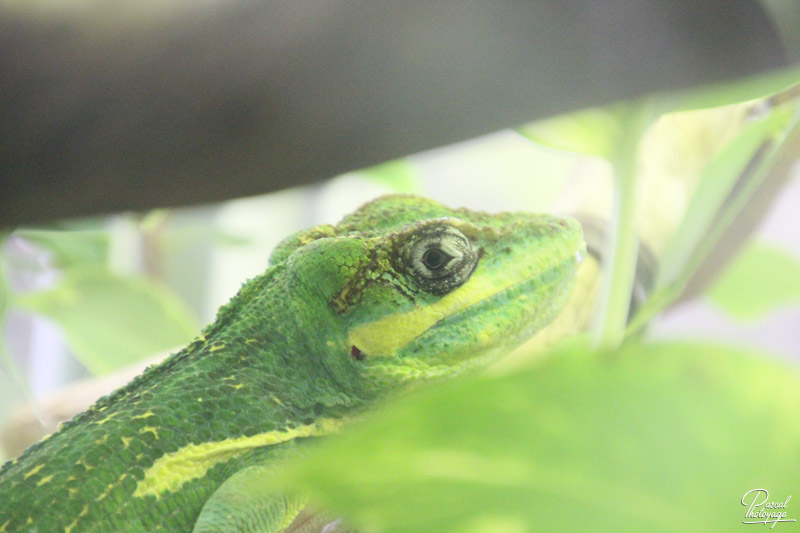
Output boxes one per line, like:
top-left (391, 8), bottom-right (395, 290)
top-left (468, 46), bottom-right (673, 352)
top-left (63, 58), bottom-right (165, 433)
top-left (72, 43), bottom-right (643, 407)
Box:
top-left (422, 248), bottom-right (449, 270)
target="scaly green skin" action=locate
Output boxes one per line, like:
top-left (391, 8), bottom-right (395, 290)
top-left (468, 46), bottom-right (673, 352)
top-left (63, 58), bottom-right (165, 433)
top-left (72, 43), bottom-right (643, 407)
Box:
top-left (0, 195), bottom-right (584, 532)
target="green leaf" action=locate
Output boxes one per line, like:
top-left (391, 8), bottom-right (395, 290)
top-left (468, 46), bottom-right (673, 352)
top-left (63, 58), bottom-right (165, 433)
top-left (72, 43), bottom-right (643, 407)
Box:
top-left (591, 103), bottom-right (654, 350)
top-left (277, 340), bottom-right (800, 532)
top-left (14, 229), bottom-right (110, 269)
top-left (358, 160), bottom-right (421, 193)
top-left (655, 108), bottom-right (789, 290)
top-left (12, 268), bottom-right (198, 374)
top-left (518, 107), bottom-right (623, 158)
top-left (665, 66), bottom-right (800, 113)
top-left (708, 240), bottom-right (800, 320)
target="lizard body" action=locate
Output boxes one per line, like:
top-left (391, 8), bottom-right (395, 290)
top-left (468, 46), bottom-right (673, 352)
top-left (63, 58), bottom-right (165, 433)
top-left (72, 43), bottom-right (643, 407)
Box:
top-left (0, 195), bottom-right (584, 532)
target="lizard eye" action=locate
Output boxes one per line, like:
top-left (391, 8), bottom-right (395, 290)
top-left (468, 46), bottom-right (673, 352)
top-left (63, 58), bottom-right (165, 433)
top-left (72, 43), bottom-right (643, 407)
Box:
top-left (403, 224), bottom-right (478, 296)
top-left (421, 247), bottom-right (451, 270)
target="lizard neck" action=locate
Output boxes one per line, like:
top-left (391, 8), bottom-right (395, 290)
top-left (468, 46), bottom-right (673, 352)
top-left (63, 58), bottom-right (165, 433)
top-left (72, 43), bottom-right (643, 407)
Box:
top-left (0, 262), bottom-right (371, 531)
top-left (120, 261), bottom-right (373, 421)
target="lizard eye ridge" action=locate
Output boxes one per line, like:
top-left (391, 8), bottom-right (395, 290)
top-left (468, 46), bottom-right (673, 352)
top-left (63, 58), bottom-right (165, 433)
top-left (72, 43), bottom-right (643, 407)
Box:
top-left (402, 224), bottom-right (478, 296)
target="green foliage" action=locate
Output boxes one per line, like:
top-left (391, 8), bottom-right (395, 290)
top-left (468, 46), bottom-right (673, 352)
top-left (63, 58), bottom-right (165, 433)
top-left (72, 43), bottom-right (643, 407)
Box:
top-left (12, 229), bottom-right (110, 269)
top-left (278, 340), bottom-right (800, 533)
top-left (709, 240), bottom-right (800, 320)
top-left (12, 268), bottom-right (197, 375)
top-left (667, 65), bottom-right (800, 112)
top-left (655, 107), bottom-right (791, 291)
top-left (518, 107), bottom-right (624, 158)
top-left (358, 159), bottom-right (422, 193)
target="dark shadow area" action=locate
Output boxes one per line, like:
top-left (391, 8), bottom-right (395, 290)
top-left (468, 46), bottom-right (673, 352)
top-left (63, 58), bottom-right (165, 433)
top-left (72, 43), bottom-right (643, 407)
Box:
top-left (0, 1), bottom-right (791, 226)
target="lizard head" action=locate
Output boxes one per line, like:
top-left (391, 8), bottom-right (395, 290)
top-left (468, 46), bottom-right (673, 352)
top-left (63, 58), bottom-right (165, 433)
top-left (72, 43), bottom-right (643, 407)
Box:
top-left (270, 194), bottom-right (585, 389)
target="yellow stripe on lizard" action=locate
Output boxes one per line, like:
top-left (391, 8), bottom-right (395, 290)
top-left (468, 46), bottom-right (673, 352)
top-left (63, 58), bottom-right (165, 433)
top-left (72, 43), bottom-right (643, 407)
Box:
top-left (133, 418), bottom-right (343, 498)
top-left (347, 256), bottom-right (554, 357)
top-left (23, 463), bottom-right (45, 479)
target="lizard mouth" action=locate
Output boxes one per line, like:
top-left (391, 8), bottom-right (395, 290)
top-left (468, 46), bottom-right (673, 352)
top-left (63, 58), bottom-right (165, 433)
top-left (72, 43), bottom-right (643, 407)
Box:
top-left (411, 255), bottom-right (580, 359)
top-left (360, 254), bottom-right (581, 383)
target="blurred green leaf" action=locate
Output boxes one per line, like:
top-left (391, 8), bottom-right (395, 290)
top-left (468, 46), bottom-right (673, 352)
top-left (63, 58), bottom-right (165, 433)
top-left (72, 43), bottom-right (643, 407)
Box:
top-left (518, 107), bottom-right (623, 158)
top-left (277, 340), bottom-right (800, 533)
top-left (666, 66), bottom-right (800, 113)
top-left (520, 68), bottom-right (799, 161)
top-left (708, 240), bottom-right (800, 320)
top-left (655, 107), bottom-right (789, 290)
top-left (139, 209), bottom-right (170, 234)
top-left (161, 225), bottom-right (253, 251)
top-left (12, 268), bottom-right (198, 374)
top-left (14, 229), bottom-right (110, 269)
top-left (359, 159), bottom-right (421, 192)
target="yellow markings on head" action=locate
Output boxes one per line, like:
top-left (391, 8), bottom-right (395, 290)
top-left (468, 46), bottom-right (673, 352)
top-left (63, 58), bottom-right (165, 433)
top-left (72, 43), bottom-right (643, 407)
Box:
top-left (23, 463), bottom-right (45, 479)
top-left (130, 411), bottom-right (155, 420)
top-left (133, 418), bottom-right (343, 499)
top-left (94, 412), bottom-right (117, 426)
top-left (347, 268), bottom-right (517, 356)
top-left (0, 519), bottom-right (9, 532)
top-left (35, 474), bottom-right (54, 486)
top-left (209, 344), bottom-right (226, 352)
top-left (64, 504), bottom-right (89, 533)
top-left (94, 434), bottom-right (109, 445)
top-left (76, 457), bottom-right (94, 472)
top-left (139, 426), bottom-right (160, 439)
top-left (121, 436), bottom-right (133, 448)
top-left (95, 474), bottom-right (126, 503)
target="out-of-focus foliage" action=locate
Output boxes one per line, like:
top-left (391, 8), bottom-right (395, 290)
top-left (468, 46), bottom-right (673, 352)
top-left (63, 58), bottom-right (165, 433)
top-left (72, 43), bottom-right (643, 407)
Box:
top-left (12, 268), bottom-right (197, 375)
top-left (667, 65), bottom-right (800, 112)
top-left (276, 340), bottom-right (800, 533)
top-left (357, 159), bottom-right (422, 193)
top-left (11, 230), bottom-right (110, 270)
top-left (709, 240), bottom-right (800, 320)
top-left (518, 107), bottom-right (623, 158)
top-left (1, 222), bottom-right (199, 378)
top-left (654, 107), bottom-right (790, 290)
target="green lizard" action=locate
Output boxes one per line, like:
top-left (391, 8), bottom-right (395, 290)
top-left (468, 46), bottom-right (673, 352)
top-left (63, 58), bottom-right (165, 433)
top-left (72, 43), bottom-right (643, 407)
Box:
top-left (0, 194), bottom-right (584, 532)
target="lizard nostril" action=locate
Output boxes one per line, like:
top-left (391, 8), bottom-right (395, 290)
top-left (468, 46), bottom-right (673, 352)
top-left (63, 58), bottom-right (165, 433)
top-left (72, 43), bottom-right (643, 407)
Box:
top-left (351, 345), bottom-right (365, 361)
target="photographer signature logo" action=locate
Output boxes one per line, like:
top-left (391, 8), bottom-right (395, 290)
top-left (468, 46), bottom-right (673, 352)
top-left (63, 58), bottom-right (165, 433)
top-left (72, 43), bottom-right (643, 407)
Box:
top-left (742, 489), bottom-right (795, 528)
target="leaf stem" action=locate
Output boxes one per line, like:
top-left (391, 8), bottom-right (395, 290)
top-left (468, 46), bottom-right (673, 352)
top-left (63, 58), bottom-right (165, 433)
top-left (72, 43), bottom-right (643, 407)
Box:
top-left (592, 104), bottom-right (652, 350)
